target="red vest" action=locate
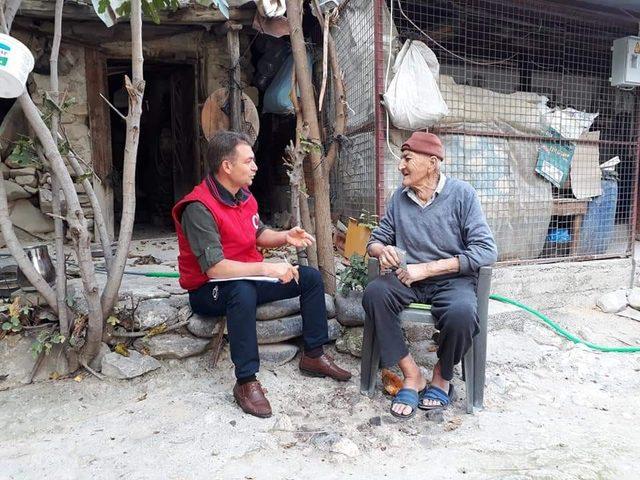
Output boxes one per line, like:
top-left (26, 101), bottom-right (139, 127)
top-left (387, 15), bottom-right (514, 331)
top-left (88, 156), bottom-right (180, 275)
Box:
top-left (172, 180), bottom-right (263, 291)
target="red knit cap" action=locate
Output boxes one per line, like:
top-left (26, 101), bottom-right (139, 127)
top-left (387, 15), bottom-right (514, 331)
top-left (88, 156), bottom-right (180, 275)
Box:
top-left (401, 132), bottom-right (444, 160)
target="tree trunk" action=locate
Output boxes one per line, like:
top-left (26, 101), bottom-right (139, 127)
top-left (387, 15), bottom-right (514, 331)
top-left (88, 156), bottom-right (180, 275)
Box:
top-left (290, 70), bottom-right (318, 268)
top-left (49, 0), bottom-right (70, 340)
top-left (67, 151), bottom-right (114, 273)
top-left (2, 0), bottom-right (20, 30)
top-left (100, 0), bottom-right (145, 318)
top-left (286, 0), bottom-right (335, 293)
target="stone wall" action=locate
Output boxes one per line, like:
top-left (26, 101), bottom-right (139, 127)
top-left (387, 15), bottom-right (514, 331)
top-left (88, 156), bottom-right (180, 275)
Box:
top-left (1, 33), bottom-right (94, 244)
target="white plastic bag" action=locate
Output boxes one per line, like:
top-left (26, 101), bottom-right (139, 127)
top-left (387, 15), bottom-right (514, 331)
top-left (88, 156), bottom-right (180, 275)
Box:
top-left (383, 40), bottom-right (449, 130)
top-left (255, 0), bottom-right (286, 18)
top-left (542, 107), bottom-right (598, 139)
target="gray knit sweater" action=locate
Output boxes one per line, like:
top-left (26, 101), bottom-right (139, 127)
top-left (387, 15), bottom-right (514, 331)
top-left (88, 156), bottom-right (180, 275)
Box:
top-left (368, 178), bottom-right (498, 277)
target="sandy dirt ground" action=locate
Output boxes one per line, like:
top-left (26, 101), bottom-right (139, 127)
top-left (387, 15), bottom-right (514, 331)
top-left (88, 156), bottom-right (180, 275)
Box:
top-left (2, 298), bottom-right (640, 480)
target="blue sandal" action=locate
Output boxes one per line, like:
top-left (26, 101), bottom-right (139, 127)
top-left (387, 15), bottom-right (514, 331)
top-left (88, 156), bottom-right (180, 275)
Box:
top-left (390, 387), bottom-right (426, 419)
top-left (419, 384), bottom-right (456, 411)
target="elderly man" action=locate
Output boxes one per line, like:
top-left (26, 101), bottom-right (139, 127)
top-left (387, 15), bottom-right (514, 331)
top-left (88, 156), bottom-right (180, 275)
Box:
top-left (362, 132), bottom-right (497, 418)
top-left (173, 131), bottom-right (352, 419)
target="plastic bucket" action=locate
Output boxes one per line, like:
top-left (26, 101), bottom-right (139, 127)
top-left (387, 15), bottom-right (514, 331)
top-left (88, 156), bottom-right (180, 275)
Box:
top-left (0, 33), bottom-right (35, 98)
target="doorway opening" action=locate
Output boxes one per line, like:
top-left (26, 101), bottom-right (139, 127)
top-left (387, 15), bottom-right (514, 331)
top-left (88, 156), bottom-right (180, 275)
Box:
top-left (107, 61), bottom-right (199, 238)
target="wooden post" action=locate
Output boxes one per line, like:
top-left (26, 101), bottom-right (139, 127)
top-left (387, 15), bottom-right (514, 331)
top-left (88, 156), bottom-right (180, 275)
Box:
top-left (225, 21), bottom-right (243, 133)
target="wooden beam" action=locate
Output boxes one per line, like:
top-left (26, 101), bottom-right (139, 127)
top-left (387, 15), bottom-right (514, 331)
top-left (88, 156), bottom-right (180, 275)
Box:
top-left (84, 47), bottom-right (114, 237)
top-left (225, 21), bottom-right (243, 133)
top-left (17, 1), bottom-right (255, 25)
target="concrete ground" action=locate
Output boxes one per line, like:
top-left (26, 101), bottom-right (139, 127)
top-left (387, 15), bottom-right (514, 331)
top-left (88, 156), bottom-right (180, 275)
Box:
top-left (2, 238), bottom-right (640, 479)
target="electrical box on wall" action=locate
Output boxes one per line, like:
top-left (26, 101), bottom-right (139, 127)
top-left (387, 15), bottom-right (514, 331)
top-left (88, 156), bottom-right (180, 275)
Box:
top-left (611, 36), bottom-right (640, 87)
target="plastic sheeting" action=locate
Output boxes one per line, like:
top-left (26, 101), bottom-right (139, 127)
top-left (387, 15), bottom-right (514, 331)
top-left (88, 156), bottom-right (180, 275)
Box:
top-left (441, 124), bottom-right (553, 261)
top-left (439, 75), bottom-right (550, 135)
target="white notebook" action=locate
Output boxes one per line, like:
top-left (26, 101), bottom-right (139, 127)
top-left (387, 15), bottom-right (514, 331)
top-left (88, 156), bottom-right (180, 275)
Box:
top-left (207, 276), bottom-right (279, 283)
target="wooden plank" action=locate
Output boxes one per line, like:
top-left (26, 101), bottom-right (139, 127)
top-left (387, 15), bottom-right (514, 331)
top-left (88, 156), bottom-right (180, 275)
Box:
top-left (225, 22), bottom-right (243, 133)
top-left (18, 0), bottom-right (254, 25)
top-left (84, 47), bottom-right (114, 236)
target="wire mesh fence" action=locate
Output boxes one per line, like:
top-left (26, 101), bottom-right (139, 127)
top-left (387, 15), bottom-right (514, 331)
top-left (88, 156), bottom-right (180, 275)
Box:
top-left (333, 0), bottom-right (639, 264)
top-left (330, 0), bottom-right (377, 220)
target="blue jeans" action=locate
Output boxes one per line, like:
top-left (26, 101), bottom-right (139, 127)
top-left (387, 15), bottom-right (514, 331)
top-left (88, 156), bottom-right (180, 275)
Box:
top-left (188, 265), bottom-right (329, 379)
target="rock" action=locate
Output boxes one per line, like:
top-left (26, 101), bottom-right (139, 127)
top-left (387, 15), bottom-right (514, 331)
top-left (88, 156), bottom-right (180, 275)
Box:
top-left (331, 437), bottom-right (360, 457)
top-left (256, 294), bottom-right (335, 320)
top-left (311, 433), bottom-right (360, 457)
top-left (335, 291), bottom-right (365, 327)
top-left (272, 414), bottom-right (295, 432)
top-left (257, 315), bottom-right (303, 344)
top-left (176, 304), bottom-right (193, 323)
top-left (0, 162), bottom-right (9, 179)
top-left (11, 289), bottom-right (47, 307)
top-left (311, 432), bottom-right (341, 450)
top-left (35, 309), bottom-right (58, 323)
top-left (368, 416), bottom-right (382, 427)
top-left (596, 290), bottom-right (628, 314)
top-left (23, 186), bottom-right (38, 195)
top-left (403, 322), bottom-right (435, 343)
top-left (0, 335), bottom-right (70, 388)
top-left (101, 351), bottom-right (161, 379)
top-left (3, 180), bottom-right (30, 201)
top-left (9, 199), bottom-right (54, 234)
top-left (257, 316), bottom-right (340, 344)
top-left (326, 295), bottom-right (336, 318)
top-left (14, 174), bottom-right (37, 188)
top-left (409, 340), bottom-right (438, 367)
top-left (335, 327), bottom-right (363, 358)
top-left (259, 343), bottom-right (299, 366)
top-left (187, 313), bottom-right (224, 338)
top-left (133, 299), bottom-right (179, 330)
top-left (424, 409), bottom-right (445, 423)
top-left (89, 342), bottom-right (111, 372)
top-left (9, 167), bottom-right (36, 178)
top-left (133, 333), bottom-right (209, 359)
top-left (628, 287), bottom-right (640, 310)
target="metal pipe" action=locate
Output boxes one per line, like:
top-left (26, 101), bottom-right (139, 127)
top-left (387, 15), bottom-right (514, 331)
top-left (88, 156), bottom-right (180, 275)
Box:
top-left (373, 0), bottom-right (386, 219)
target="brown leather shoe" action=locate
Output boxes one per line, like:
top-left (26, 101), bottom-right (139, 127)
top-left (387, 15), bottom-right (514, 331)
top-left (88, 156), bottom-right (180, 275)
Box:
top-left (232, 381), bottom-right (272, 418)
top-left (299, 353), bottom-right (352, 382)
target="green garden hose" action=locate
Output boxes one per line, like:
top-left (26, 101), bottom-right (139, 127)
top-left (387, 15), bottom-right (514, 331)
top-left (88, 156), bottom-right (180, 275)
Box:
top-left (490, 294), bottom-right (640, 353)
top-left (111, 268), bottom-right (640, 353)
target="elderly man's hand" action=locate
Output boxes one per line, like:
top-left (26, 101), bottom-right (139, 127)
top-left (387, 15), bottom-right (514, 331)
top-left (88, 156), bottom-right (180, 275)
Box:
top-left (285, 226), bottom-right (315, 248)
top-left (396, 264), bottom-right (426, 287)
top-left (379, 245), bottom-right (401, 270)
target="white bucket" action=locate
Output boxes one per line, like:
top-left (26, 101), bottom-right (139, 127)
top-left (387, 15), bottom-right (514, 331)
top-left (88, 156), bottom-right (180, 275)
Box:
top-left (0, 33), bottom-right (35, 99)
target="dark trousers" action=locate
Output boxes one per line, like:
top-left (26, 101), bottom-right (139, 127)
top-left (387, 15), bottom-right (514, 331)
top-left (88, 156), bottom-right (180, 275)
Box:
top-left (188, 266), bottom-right (329, 380)
top-left (362, 273), bottom-right (478, 381)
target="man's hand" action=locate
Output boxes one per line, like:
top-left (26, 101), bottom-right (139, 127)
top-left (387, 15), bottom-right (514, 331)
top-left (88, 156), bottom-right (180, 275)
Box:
top-left (285, 226), bottom-right (315, 248)
top-left (263, 262), bottom-right (300, 284)
top-left (396, 264), bottom-right (426, 287)
top-left (378, 245), bottom-right (402, 270)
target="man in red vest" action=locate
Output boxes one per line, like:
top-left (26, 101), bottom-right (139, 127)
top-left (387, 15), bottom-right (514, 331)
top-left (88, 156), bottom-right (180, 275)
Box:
top-left (173, 131), bottom-right (352, 418)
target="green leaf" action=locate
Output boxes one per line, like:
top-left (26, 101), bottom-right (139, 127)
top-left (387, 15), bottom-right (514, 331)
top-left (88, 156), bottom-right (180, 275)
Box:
top-left (2, 322), bottom-right (12, 331)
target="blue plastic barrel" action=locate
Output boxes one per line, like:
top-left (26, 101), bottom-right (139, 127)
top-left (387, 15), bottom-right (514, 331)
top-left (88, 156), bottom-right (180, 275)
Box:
top-left (577, 177), bottom-right (618, 255)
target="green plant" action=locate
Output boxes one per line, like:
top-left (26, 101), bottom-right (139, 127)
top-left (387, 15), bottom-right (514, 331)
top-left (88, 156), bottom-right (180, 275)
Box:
top-left (6, 136), bottom-right (39, 168)
top-left (30, 330), bottom-right (66, 358)
top-left (0, 298), bottom-right (32, 333)
top-left (358, 210), bottom-right (379, 230)
top-left (338, 254), bottom-right (368, 295)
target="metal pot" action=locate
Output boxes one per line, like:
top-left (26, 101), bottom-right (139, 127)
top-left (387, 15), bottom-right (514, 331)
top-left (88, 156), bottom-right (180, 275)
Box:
top-left (16, 245), bottom-right (56, 290)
